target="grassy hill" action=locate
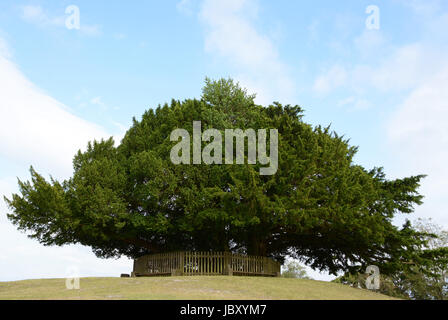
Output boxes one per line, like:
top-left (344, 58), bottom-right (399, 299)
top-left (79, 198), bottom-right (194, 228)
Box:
top-left (0, 276), bottom-right (397, 300)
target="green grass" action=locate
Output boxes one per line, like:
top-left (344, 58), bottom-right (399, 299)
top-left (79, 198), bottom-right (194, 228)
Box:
top-left (0, 276), bottom-right (398, 300)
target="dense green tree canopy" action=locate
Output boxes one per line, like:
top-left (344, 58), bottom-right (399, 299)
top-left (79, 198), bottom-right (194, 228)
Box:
top-left (4, 78), bottom-right (431, 275)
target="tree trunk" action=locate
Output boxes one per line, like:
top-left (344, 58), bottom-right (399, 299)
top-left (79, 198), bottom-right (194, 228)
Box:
top-left (248, 232), bottom-right (267, 256)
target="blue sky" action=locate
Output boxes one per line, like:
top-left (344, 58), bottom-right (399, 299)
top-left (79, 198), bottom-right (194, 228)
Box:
top-left (1, 0), bottom-right (448, 281)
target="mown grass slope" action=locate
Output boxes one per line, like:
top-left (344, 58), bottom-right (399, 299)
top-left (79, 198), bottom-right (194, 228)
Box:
top-left (0, 276), bottom-right (397, 300)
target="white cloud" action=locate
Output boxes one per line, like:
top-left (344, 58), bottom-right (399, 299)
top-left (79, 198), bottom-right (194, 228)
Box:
top-left (198, 0), bottom-right (295, 105)
top-left (387, 66), bottom-right (448, 227)
top-left (0, 208), bottom-right (132, 281)
top-left (313, 43), bottom-right (446, 95)
top-left (20, 5), bottom-right (102, 37)
top-left (0, 54), bottom-right (111, 179)
top-left (313, 65), bottom-right (347, 95)
top-left (0, 38), bottom-right (132, 281)
top-left (367, 44), bottom-right (437, 92)
top-left (311, 2), bottom-right (448, 229)
top-left (337, 96), bottom-right (372, 111)
top-left (0, 162), bottom-right (132, 282)
top-left (20, 5), bottom-right (65, 27)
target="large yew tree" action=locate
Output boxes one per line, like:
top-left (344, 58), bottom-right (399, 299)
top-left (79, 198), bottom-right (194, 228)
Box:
top-left (4, 78), bottom-right (432, 275)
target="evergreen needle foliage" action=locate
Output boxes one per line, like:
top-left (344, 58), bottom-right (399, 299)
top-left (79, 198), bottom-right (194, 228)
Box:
top-left (4, 78), bottom-right (441, 277)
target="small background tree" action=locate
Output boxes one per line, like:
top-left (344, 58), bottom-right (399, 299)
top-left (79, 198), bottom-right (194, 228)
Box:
top-left (281, 259), bottom-right (311, 279)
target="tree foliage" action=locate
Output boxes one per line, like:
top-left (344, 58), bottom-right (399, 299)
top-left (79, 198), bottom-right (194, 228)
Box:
top-left (4, 78), bottom-right (433, 275)
top-left (281, 259), bottom-right (311, 279)
top-left (334, 219), bottom-right (448, 299)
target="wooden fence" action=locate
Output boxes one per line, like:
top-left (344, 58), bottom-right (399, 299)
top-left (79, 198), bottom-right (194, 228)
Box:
top-left (132, 251), bottom-right (281, 277)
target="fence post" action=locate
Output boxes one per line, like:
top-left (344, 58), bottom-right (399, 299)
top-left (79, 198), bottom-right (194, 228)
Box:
top-left (180, 251), bottom-right (185, 276)
top-left (276, 260), bottom-right (281, 277)
top-left (224, 252), bottom-right (233, 276)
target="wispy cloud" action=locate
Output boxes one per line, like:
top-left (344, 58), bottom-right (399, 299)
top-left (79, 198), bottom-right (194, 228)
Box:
top-left (90, 96), bottom-right (107, 110)
top-left (397, 0), bottom-right (442, 17)
top-left (19, 5), bottom-right (102, 37)
top-left (312, 43), bottom-right (446, 97)
top-left (313, 65), bottom-right (347, 95)
top-left (337, 96), bottom-right (371, 111)
top-left (311, 1), bottom-right (448, 226)
top-left (79, 24), bottom-right (102, 37)
top-left (177, 0), bottom-right (195, 16)
top-left (113, 32), bottom-right (127, 40)
top-left (20, 5), bottom-right (65, 27)
top-left (198, 0), bottom-right (295, 105)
